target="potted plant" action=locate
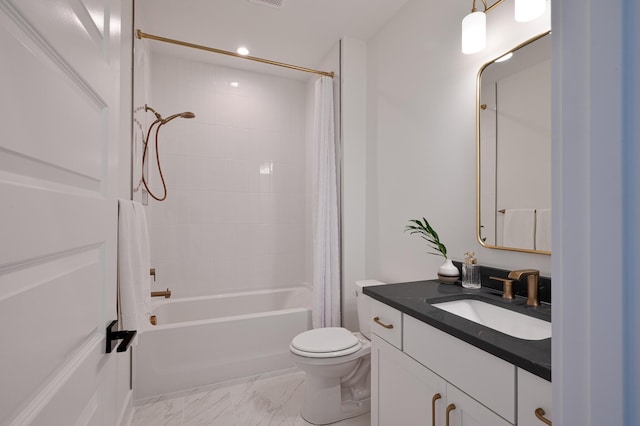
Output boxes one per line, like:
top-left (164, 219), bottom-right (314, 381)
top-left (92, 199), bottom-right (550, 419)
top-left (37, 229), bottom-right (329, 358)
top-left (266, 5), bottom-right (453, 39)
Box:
top-left (405, 217), bottom-right (459, 284)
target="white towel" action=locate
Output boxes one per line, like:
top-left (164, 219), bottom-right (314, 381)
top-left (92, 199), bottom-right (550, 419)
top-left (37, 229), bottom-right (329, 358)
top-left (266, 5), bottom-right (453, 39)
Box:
top-left (118, 199), bottom-right (152, 333)
top-left (535, 209), bottom-right (552, 251)
top-left (503, 209), bottom-right (535, 250)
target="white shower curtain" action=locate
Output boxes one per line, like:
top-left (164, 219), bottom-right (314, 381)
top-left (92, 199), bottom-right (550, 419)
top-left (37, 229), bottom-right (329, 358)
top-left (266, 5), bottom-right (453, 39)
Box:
top-left (312, 76), bottom-right (341, 329)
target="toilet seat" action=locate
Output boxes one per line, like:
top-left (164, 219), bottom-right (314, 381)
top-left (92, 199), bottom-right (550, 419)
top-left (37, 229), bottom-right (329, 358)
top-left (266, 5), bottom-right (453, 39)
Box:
top-left (290, 327), bottom-right (362, 358)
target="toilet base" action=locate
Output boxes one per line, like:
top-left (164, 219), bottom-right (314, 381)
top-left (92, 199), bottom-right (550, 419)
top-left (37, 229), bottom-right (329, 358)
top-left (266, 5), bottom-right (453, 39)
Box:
top-left (300, 356), bottom-right (371, 425)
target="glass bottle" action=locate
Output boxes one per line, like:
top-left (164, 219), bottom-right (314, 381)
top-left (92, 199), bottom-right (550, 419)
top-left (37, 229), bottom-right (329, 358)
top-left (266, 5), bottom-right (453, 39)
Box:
top-left (462, 251), bottom-right (481, 289)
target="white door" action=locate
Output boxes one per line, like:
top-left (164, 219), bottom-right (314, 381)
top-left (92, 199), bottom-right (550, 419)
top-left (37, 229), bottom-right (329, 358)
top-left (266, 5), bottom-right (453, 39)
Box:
top-left (0, 0), bottom-right (123, 424)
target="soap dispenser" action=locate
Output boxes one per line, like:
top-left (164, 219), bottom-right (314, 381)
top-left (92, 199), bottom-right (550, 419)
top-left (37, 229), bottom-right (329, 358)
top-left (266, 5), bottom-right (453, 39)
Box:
top-left (462, 251), bottom-right (481, 289)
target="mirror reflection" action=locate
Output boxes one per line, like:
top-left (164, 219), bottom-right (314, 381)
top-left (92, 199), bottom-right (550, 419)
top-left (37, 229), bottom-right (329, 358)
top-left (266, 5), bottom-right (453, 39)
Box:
top-left (477, 32), bottom-right (551, 254)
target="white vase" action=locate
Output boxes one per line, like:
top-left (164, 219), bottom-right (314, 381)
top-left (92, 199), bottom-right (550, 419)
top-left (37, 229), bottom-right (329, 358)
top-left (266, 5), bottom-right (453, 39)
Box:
top-left (437, 258), bottom-right (459, 284)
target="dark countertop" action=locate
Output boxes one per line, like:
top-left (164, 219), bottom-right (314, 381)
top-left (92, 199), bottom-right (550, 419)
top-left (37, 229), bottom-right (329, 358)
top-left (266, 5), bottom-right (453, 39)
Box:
top-left (364, 280), bottom-right (551, 381)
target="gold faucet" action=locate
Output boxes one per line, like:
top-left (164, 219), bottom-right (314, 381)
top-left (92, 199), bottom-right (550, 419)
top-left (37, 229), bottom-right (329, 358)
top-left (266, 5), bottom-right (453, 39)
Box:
top-left (489, 276), bottom-right (515, 300)
top-left (151, 288), bottom-right (171, 298)
top-left (507, 269), bottom-right (540, 307)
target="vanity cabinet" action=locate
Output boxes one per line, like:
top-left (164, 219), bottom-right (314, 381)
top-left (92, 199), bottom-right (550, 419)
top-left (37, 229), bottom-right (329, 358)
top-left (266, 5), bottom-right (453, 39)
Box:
top-left (371, 303), bottom-right (551, 426)
top-left (518, 368), bottom-right (552, 426)
top-left (370, 298), bottom-right (403, 349)
top-left (372, 334), bottom-right (446, 425)
top-left (372, 334), bottom-right (511, 426)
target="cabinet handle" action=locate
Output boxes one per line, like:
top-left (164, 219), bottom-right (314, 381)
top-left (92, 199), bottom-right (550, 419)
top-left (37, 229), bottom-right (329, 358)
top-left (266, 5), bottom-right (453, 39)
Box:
top-left (373, 316), bottom-right (394, 329)
top-left (431, 393), bottom-right (442, 426)
top-left (535, 408), bottom-right (552, 425)
top-left (446, 403), bottom-right (456, 426)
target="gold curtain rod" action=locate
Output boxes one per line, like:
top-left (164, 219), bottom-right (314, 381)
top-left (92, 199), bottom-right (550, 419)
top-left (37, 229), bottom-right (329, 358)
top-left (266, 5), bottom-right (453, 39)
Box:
top-left (136, 30), bottom-right (334, 78)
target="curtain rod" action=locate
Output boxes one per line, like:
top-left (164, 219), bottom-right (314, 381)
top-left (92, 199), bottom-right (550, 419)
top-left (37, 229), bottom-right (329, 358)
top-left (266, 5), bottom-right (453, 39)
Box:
top-left (136, 30), bottom-right (334, 78)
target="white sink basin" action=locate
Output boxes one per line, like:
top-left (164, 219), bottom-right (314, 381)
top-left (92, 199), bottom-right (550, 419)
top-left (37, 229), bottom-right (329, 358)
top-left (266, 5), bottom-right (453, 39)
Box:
top-left (432, 299), bottom-right (551, 340)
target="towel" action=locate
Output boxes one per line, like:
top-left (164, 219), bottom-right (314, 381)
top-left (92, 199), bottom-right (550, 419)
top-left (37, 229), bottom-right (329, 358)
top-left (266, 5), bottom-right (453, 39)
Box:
top-left (118, 199), bottom-right (152, 334)
top-left (503, 209), bottom-right (535, 250)
top-left (535, 209), bottom-right (552, 251)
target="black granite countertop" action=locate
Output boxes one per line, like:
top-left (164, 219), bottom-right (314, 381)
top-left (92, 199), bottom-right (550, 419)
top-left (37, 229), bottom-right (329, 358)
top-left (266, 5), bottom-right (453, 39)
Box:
top-left (363, 280), bottom-right (551, 381)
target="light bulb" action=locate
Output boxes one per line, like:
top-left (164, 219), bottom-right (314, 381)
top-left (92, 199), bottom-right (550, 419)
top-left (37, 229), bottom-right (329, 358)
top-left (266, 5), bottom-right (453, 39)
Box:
top-left (461, 11), bottom-right (486, 55)
top-left (236, 46), bottom-right (250, 56)
top-left (514, 0), bottom-right (546, 22)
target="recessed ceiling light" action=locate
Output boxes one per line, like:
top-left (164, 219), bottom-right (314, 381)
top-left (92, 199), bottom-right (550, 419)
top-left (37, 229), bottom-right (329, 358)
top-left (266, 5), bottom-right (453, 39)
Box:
top-left (230, 82), bottom-right (239, 88)
top-left (237, 46), bottom-right (250, 56)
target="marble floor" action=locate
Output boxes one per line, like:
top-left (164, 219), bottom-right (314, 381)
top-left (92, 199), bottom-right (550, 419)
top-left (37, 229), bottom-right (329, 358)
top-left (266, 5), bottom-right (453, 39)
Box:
top-left (132, 369), bottom-right (371, 426)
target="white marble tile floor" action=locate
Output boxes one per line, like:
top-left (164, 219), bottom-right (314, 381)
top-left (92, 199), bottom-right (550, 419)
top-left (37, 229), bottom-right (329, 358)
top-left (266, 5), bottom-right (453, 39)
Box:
top-left (132, 369), bottom-right (371, 426)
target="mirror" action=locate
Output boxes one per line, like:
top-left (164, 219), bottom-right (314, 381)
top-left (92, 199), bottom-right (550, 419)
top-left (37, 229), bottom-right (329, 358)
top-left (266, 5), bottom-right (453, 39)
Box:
top-left (476, 32), bottom-right (551, 254)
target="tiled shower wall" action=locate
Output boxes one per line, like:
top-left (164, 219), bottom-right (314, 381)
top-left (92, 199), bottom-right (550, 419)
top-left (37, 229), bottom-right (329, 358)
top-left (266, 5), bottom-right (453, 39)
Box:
top-left (146, 53), bottom-right (309, 297)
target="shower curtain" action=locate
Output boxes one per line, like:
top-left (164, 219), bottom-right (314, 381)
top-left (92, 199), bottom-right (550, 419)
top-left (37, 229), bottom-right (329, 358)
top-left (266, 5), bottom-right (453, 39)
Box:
top-left (312, 76), bottom-right (340, 329)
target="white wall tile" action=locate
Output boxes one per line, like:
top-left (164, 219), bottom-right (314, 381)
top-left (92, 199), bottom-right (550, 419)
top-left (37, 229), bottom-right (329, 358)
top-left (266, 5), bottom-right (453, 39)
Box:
top-left (149, 54), bottom-right (309, 296)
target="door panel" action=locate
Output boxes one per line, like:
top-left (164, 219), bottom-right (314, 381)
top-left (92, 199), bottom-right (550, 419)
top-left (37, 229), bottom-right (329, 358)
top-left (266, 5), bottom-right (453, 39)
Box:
top-left (0, 0), bottom-right (121, 423)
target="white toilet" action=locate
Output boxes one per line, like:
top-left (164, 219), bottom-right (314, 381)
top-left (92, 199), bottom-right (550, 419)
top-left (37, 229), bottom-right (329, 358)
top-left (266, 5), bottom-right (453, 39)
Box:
top-left (289, 280), bottom-right (385, 425)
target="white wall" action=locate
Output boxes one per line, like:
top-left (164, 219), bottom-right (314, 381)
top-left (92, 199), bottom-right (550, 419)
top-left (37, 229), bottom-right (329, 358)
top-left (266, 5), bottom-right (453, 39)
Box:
top-left (364, 0), bottom-right (551, 282)
top-left (341, 37), bottom-right (368, 331)
top-left (145, 53), bottom-right (308, 297)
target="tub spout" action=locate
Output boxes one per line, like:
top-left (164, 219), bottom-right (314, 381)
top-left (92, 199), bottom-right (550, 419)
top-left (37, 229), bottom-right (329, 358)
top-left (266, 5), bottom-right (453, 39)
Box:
top-left (151, 288), bottom-right (171, 298)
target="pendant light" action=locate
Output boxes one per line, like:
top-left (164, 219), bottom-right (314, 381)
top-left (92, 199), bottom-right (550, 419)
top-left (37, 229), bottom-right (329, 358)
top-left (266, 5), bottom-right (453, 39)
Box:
top-left (461, 10), bottom-right (486, 54)
top-left (461, 0), bottom-right (547, 54)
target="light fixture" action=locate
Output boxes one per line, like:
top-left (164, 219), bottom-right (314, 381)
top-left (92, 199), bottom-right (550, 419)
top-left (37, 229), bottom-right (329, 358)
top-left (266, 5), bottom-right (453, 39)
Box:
top-left (230, 81), bottom-right (239, 88)
top-left (461, 0), bottom-right (546, 55)
top-left (461, 9), bottom-right (486, 54)
top-left (236, 46), bottom-right (250, 56)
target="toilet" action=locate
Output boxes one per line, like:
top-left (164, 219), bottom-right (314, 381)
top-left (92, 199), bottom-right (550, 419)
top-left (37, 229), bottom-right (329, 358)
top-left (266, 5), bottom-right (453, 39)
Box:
top-left (289, 280), bottom-right (385, 425)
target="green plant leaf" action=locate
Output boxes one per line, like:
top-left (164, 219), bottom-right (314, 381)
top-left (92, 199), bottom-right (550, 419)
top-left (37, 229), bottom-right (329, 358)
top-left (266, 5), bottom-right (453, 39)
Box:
top-left (404, 217), bottom-right (447, 258)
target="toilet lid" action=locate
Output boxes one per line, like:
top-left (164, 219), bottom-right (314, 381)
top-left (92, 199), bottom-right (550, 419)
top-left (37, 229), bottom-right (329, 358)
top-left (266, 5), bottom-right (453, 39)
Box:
top-left (290, 327), bottom-right (360, 355)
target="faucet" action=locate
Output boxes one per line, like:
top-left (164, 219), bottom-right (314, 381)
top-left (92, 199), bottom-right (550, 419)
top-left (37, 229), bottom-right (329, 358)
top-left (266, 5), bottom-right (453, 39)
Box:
top-left (151, 288), bottom-right (171, 298)
top-left (507, 269), bottom-right (540, 307)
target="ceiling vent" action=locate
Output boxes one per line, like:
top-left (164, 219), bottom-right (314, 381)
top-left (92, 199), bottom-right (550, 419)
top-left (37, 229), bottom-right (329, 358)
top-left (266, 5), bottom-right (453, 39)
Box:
top-left (248, 0), bottom-right (287, 9)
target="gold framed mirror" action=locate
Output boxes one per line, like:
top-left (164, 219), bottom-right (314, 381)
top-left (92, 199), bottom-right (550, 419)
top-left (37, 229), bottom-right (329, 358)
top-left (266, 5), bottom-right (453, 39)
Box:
top-left (476, 31), bottom-right (551, 255)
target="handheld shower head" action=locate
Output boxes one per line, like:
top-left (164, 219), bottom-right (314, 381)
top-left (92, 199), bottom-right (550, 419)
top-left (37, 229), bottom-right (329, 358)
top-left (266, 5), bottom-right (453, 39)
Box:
top-left (141, 105), bottom-right (196, 202)
top-left (161, 111), bottom-right (196, 124)
top-left (144, 104), bottom-right (196, 124)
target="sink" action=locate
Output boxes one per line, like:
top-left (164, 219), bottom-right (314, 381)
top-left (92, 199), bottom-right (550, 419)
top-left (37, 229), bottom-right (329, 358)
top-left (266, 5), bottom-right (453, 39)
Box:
top-left (431, 299), bottom-right (551, 340)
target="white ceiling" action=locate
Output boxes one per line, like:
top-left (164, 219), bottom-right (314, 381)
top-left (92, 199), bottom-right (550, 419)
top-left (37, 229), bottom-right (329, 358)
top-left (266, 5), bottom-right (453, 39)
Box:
top-left (135, 0), bottom-right (409, 79)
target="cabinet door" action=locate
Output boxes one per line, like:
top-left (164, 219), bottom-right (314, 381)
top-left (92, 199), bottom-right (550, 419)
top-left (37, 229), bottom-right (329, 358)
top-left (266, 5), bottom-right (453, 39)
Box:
top-left (372, 334), bottom-right (446, 426)
top-left (404, 315), bottom-right (516, 423)
top-left (445, 385), bottom-right (513, 426)
top-left (518, 369), bottom-right (552, 426)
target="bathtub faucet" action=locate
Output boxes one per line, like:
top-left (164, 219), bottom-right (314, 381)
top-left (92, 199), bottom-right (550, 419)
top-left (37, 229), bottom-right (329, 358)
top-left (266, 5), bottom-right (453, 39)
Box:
top-left (151, 288), bottom-right (171, 298)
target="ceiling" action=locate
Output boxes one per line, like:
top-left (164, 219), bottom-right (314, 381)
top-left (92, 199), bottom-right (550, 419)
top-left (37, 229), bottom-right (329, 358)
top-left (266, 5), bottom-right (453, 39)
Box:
top-left (135, 0), bottom-right (409, 79)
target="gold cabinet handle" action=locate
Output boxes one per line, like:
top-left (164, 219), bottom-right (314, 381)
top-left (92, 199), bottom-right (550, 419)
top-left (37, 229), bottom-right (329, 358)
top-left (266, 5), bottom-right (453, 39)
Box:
top-left (446, 403), bottom-right (456, 426)
top-left (431, 393), bottom-right (442, 426)
top-left (373, 316), bottom-right (394, 329)
top-left (535, 408), bottom-right (552, 425)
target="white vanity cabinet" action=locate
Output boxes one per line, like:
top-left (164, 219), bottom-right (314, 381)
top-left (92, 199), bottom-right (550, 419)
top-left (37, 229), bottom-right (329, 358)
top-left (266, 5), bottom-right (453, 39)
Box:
top-left (518, 368), bottom-right (552, 426)
top-left (370, 298), bottom-right (403, 349)
top-left (372, 334), bottom-right (446, 425)
top-left (371, 303), bottom-right (551, 426)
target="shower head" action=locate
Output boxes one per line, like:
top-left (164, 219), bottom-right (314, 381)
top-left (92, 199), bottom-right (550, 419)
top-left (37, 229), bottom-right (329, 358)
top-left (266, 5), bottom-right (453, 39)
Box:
top-left (144, 104), bottom-right (196, 125)
top-left (161, 111), bottom-right (196, 124)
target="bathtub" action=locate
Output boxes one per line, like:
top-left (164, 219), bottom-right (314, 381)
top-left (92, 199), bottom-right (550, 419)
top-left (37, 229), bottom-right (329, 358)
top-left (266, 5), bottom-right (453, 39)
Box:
top-left (134, 286), bottom-right (312, 400)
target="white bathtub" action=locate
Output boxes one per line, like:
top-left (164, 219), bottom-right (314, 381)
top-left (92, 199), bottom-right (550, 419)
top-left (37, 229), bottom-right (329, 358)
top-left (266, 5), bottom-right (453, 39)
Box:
top-left (134, 286), bottom-right (312, 400)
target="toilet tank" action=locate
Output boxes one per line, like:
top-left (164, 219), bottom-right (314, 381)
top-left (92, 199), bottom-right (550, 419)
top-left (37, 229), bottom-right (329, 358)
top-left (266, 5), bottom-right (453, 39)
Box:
top-left (355, 280), bottom-right (386, 339)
